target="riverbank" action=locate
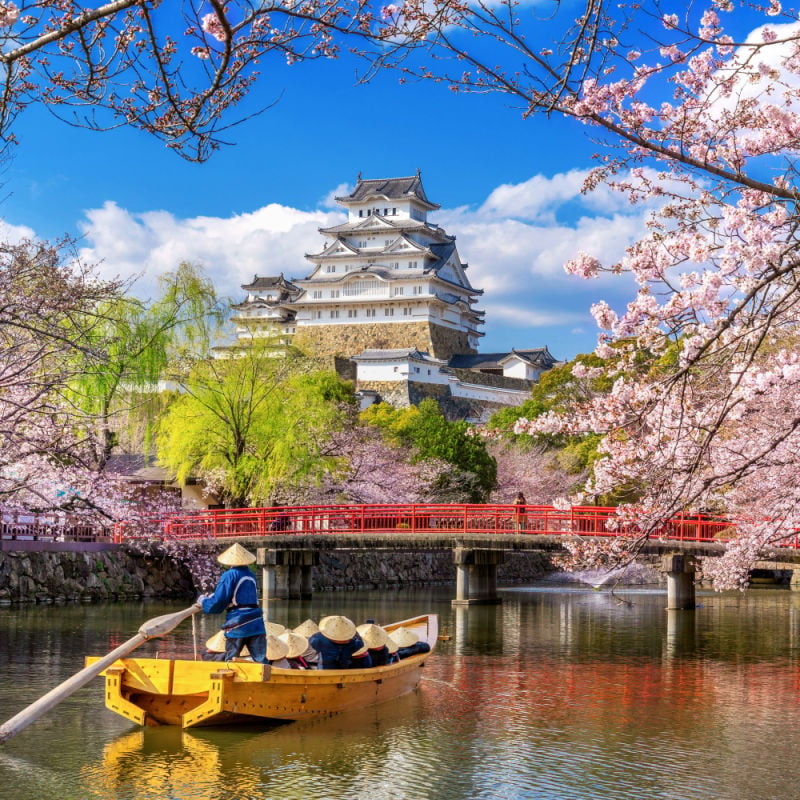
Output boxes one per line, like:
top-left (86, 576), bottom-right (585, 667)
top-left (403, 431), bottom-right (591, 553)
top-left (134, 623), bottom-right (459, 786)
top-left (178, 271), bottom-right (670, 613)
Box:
top-left (0, 545), bottom-right (575, 605)
top-left (0, 541), bottom-right (676, 605)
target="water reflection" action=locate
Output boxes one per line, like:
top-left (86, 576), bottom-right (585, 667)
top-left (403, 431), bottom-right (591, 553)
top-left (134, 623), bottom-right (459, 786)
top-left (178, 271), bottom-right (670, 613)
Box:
top-left (4, 587), bottom-right (800, 799)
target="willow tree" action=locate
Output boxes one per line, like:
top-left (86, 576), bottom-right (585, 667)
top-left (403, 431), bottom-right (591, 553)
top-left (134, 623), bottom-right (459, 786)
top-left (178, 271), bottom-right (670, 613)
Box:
top-left (157, 344), bottom-right (355, 508)
top-left (65, 262), bottom-right (222, 469)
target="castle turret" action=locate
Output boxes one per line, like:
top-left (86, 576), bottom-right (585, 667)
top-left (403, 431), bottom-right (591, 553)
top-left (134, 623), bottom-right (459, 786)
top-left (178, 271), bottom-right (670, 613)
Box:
top-left (290, 173), bottom-right (484, 360)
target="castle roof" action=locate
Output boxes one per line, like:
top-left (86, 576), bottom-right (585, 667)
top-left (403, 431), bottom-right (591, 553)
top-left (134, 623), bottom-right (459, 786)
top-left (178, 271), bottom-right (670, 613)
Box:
top-left (336, 174), bottom-right (439, 211)
top-left (448, 347), bottom-right (558, 370)
top-left (241, 273), bottom-right (299, 292)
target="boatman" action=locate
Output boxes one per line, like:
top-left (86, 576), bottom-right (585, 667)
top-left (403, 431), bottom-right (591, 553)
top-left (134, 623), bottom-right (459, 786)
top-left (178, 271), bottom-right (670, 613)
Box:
top-left (197, 543), bottom-right (267, 663)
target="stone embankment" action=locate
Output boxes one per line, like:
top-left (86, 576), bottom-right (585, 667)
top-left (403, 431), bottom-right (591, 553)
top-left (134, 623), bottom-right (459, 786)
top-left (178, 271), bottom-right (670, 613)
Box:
top-left (0, 548), bottom-right (194, 605)
top-left (0, 545), bottom-right (557, 604)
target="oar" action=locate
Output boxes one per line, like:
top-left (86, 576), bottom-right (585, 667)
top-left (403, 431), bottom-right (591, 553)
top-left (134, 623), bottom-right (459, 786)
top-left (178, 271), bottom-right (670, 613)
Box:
top-left (0, 602), bottom-right (201, 745)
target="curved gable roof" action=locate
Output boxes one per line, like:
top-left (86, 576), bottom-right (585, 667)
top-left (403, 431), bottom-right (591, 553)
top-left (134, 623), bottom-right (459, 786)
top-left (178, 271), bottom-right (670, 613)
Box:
top-left (336, 174), bottom-right (439, 210)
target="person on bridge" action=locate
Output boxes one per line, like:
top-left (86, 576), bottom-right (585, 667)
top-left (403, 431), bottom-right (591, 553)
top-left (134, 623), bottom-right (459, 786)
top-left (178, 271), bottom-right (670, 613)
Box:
top-left (197, 543), bottom-right (267, 663)
top-left (309, 615), bottom-right (370, 669)
top-left (513, 491), bottom-right (527, 532)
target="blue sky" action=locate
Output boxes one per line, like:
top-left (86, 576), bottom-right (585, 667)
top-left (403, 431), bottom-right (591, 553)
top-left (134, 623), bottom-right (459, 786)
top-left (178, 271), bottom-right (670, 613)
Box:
top-left (1, 31), bottom-right (650, 362)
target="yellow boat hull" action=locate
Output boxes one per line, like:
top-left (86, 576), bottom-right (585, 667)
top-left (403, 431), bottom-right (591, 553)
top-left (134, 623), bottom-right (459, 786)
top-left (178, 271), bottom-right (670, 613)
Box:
top-left (87, 614), bottom-right (437, 728)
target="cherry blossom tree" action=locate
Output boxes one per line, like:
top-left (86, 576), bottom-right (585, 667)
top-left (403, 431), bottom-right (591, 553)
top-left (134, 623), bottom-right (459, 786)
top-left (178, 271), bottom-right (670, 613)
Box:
top-left (363, 2), bottom-right (800, 587)
top-left (286, 422), bottom-right (454, 504)
top-left (0, 0), bottom-right (375, 160)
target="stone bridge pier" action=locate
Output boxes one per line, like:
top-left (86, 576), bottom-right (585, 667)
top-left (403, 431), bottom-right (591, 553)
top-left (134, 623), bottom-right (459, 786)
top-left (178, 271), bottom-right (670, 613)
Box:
top-left (662, 553), bottom-right (696, 610)
top-left (452, 547), bottom-right (505, 606)
top-left (257, 548), bottom-right (319, 600)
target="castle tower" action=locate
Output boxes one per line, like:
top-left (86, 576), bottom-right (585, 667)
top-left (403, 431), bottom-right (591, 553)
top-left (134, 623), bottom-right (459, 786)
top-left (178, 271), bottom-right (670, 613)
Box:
top-left (290, 173), bottom-right (484, 360)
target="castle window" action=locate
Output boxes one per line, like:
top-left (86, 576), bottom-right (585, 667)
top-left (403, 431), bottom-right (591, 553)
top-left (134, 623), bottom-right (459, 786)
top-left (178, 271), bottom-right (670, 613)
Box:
top-left (394, 287), bottom-right (404, 296)
top-left (385, 308), bottom-right (394, 317)
top-left (367, 209), bottom-right (371, 216)
top-left (359, 210), bottom-right (363, 217)
top-left (348, 309), bottom-right (357, 318)
top-left (366, 308), bottom-right (376, 317)
top-left (331, 290), bottom-right (340, 298)
top-left (393, 208), bottom-right (397, 215)
top-left (330, 310), bottom-right (339, 319)
top-left (316, 311), bottom-right (322, 319)
top-left (312, 290), bottom-right (322, 299)
top-left (414, 367), bottom-right (420, 373)
top-left (403, 307), bottom-right (412, 316)
top-left (325, 265), bottom-right (336, 273)
top-left (384, 208), bottom-right (388, 215)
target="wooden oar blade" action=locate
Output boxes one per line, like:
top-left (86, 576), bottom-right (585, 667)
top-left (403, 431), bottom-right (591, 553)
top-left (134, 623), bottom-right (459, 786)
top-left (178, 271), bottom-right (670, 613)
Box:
top-left (0, 603), bottom-right (201, 745)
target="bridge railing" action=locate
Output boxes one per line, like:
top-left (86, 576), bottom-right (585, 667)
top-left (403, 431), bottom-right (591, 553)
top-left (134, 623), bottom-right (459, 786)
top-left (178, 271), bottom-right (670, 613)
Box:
top-left (112, 504), bottom-right (743, 544)
top-left (0, 510), bottom-right (114, 543)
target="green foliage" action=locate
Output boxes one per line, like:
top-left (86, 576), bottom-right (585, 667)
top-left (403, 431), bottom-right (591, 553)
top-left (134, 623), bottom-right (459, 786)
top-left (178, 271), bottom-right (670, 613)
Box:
top-left (65, 262), bottom-right (223, 465)
top-left (361, 399), bottom-right (496, 502)
top-left (157, 346), bottom-right (355, 507)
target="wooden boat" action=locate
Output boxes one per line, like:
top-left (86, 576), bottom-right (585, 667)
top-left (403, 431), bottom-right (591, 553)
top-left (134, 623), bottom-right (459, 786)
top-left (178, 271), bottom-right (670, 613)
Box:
top-left (85, 614), bottom-right (437, 728)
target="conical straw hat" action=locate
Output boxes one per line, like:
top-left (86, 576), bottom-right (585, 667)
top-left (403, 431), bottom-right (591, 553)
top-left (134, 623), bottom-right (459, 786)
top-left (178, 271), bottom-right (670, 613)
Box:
top-left (388, 627), bottom-right (418, 648)
top-left (278, 631), bottom-right (309, 659)
top-left (205, 630), bottom-right (227, 653)
top-left (385, 636), bottom-right (399, 655)
top-left (352, 645), bottom-right (369, 658)
top-left (265, 621), bottom-right (286, 636)
top-left (357, 623), bottom-right (389, 650)
top-left (294, 619), bottom-right (319, 637)
top-left (217, 542), bottom-right (256, 566)
top-left (318, 615), bottom-right (356, 642)
top-left (266, 634), bottom-right (289, 661)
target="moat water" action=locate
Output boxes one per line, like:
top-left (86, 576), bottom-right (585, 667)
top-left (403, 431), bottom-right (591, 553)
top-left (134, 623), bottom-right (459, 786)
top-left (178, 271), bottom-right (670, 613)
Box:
top-left (2, 585), bottom-right (800, 800)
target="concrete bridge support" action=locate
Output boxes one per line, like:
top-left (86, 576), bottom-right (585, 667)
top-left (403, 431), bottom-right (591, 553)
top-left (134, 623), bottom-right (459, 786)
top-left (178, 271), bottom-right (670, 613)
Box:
top-left (662, 553), bottom-right (696, 610)
top-left (452, 547), bottom-right (505, 606)
top-left (257, 548), bottom-right (319, 600)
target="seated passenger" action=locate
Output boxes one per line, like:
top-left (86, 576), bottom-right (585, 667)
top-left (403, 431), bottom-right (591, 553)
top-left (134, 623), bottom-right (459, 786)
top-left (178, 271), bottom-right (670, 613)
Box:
top-left (357, 622), bottom-right (391, 667)
top-left (266, 634), bottom-right (291, 669)
top-left (390, 627), bottom-right (431, 659)
top-left (265, 621), bottom-right (286, 637)
top-left (201, 630), bottom-right (228, 662)
top-left (350, 645), bottom-right (373, 669)
top-left (293, 619), bottom-right (321, 667)
top-left (279, 631), bottom-right (312, 669)
top-left (385, 634), bottom-right (400, 665)
top-left (308, 615), bottom-right (367, 669)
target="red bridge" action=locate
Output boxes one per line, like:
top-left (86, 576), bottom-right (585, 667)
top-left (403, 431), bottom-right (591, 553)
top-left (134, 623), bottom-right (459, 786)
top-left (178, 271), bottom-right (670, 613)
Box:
top-left (117, 503), bottom-right (751, 545)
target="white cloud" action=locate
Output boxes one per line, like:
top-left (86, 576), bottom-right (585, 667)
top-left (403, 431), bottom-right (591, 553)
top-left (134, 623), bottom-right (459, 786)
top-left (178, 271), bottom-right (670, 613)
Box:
top-left (0, 219), bottom-right (37, 244)
top-left (78, 201), bottom-right (343, 301)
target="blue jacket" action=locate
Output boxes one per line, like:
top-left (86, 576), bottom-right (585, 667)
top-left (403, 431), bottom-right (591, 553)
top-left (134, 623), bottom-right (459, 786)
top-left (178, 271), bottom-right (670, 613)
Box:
top-left (201, 566), bottom-right (265, 639)
top-left (397, 642), bottom-right (431, 660)
top-left (308, 631), bottom-right (369, 669)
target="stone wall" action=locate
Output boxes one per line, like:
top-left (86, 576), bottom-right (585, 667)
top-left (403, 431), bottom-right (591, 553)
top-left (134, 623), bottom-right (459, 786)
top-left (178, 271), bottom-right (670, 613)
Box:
top-left (314, 549), bottom-right (553, 590)
top-left (0, 546), bottom-right (554, 604)
top-left (293, 321), bottom-right (475, 360)
top-left (0, 548), bottom-right (195, 605)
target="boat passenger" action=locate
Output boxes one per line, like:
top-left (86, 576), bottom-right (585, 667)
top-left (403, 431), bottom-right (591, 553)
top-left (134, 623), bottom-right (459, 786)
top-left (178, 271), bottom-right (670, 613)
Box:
top-left (308, 615), bottom-right (369, 669)
top-left (293, 619), bottom-right (321, 667)
top-left (278, 631), bottom-right (312, 669)
top-left (197, 543), bottom-right (267, 663)
top-left (390, 627), bottom-right (431, 660)
top-left (385, 634), bottom-right (400, 665)
top-left (357, 623), bottom-right (391, 666)
top-left (266, 634), bottom-right (291, 668)
top-left (265, 621), bottom-right (286, 636)
top-left (202, 630), bottom-right (228, 662)
top-left (350, 645), bottom-right (372, 669)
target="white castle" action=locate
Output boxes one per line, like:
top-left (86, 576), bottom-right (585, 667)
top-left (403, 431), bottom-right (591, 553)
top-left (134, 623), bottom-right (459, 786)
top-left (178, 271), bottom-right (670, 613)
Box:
top-left (230, 173), bottom-right (558, 419)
